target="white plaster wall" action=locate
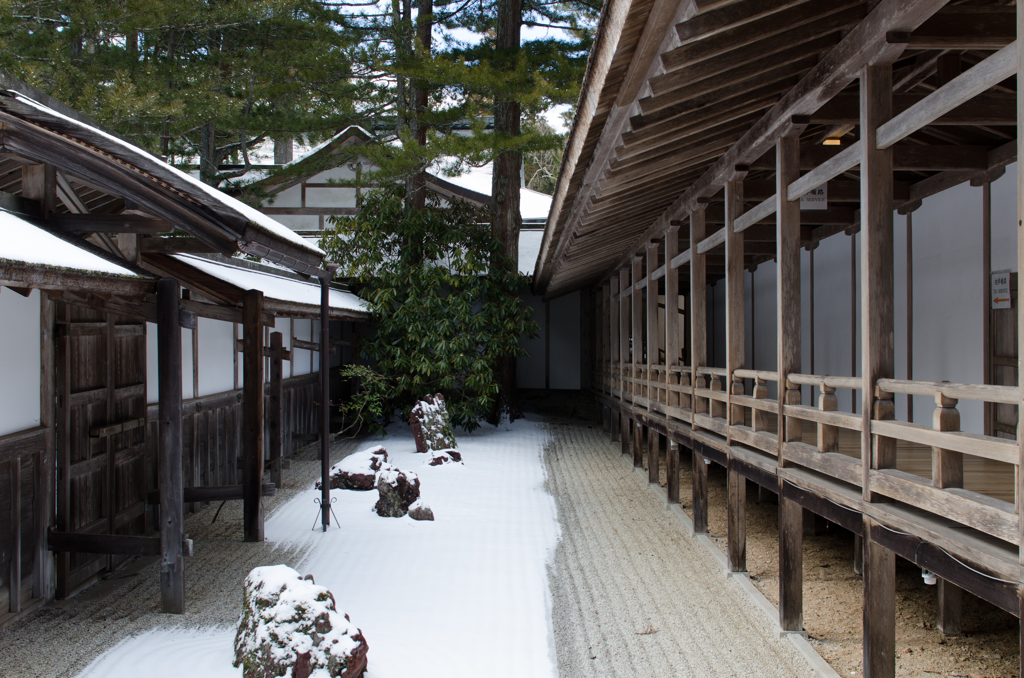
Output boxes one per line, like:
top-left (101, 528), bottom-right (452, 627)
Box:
top-left (197, 318), bottom-right (236, 396)
top-left (0, 290), bottom-right (40, 436)
top-left (146, 323), bottom-right (197, 402)
top-left (291, 319), bottom-right (312, 376)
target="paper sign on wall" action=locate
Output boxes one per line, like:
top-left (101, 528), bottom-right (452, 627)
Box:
top-left (800, 184), bottom-right (827, 210)
top-left (992, 270), bottom-right (1012, 309)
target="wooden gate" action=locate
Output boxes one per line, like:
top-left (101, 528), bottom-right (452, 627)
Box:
top-left (54, 302), bottom-right (149, 598)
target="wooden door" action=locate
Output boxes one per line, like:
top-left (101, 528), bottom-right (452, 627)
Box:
top-left (54, 302), bottom-right (149, 598)
top-left (990, 272), bottom-right (1017, 440)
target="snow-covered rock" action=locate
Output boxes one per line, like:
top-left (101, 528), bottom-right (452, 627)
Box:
top-left (374, 467), bottom-right (421, 517)
top-left (408, 499), bottom-right (434, 521)
top-left (410, 394), bottom-right (457, 453)
top-left (315, 446), bottom-right (388, 491)
top-left (426, 448), bottom-right (462, 466)
top-left (233, 565), bottom-right (368, 678)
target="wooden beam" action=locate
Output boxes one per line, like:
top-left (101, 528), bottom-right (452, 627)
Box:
top-left (675, 0), bottom-right (808, 46)
top-left (156, 277), bottom-right (185, 614)
top-left (47, 531), bottom-right (193, 557)
top-left (902, 7), bottom-right (1015, 49)
top-left (49, 214), bottom-right (173, 235)
top-left (259, 207), bottom-right (359, 216)
top-left (242, 289), bottom-right (265, 542)
top-left (876, 42), bottom-right (1017, 150)
top-left (811, 91), bottom-right (1016, 127)
top-left (734, 195), bottom-right (777, 232)
top-left (140, 237), bottom-right (220, 254)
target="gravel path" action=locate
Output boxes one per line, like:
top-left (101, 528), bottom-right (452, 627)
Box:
top-left (0, 437), bottom-right (362, 678)
top-left (545, 421), bottom-right (817, 678)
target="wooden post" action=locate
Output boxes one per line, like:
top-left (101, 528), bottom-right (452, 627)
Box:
top-left (9, 458), bottom-right (20, 613)
top-left (35, 292), bottom-right (54, 601)
top-left (776, 135), bottom-right (801, 463)
top-left (932, 393), bottom-right (963, 636)
top-left (725, 177), bottom-right (745, 438)
top-left (320, 273), bottom-right (332, 530)
top-left (692, 447), bottom-right (708, 535)
top-left (619, 267), bottom-right (629, 402)
top-left (54, 302), bottom-right (70, 600)
top-left (727, 460), bottom-right (746, 573)
top-left (860, 64), bottom-right (896, 501)
top-left (632, 256), bottom-right (643, 402)
top-left (648, 428), bottom-right (659, 484)
top-left (863, 518), bottom-right (896, 678)
top-left (665, 226), bottom-right (681, 402)
top-left (632, 420), bottom-right (643, 468)
top-left (269, 332), bottom-right (284, 490)
top-left (667, 440), bottom-right (680, 504)
top-left (690, 210), bottom-right (707, 423)
top-left (1017, 8), bottom-right (1024, 648)
top-left (752, 377), bottom-right (769, 432)
top-left (779, 484), bottom-right (803, 633)
top-left (647, 242), bottom-right (659, 405)
top-left (157, 278), bottom-right (185, 614)
top-left (982, 183), bottom-right (992, 435)
top-left (242, 289), bottom-right (265, 542)
top-left (818, 384), bottom-right (839, 453)
top-left (906, 210), bottom-right (914, 423)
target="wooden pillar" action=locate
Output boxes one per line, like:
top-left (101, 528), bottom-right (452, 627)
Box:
top-left (21, 164), bottom-right (56, 215)
top-left (982, 183), bottom-right (992, 435)
top-left (725, 176), bottom-right (745, 436)
top-left (667, 440), bottom-right (680, 504)
top-left (906, 210), bottom-right (914, 423)
top-left (778, 483), bottom-right (803, 633)
top-left (319, 274), bottom-right (332, 530)
top-left (633, 419), bottom-right (643, 469)
top-left (619, 267), bottom-right (629, 400)
top-left (860, 64), bottom-right (896, 500)
top-left (647, 244), bottom-right (659, 405)
top-left (9, 456), bottom-right (19, 613)
top-left (665, 226), bottom-right (681, 386)
top-left (727, 461), bottom-right (746, 573)
top-left (1017, 12), bottom-right (1024, 668)
top-left (692, 446), bottom-right (708, 534)
top-left (776, 135), bottom-right (801, 462)
top-left (157, 278), bottom-right (185, 614)
top-left (269, 332), bottom-right (285, 490)
top-left (690, 210), bottom-right (707, 422)
top-left (35, 293), bottom-right (55, 601)
top-left (632, 256), bottom-right (643, 397)
top-left (863, 518), bottom-right (896, 678)
top-left (242, 289), bottom-right (265, 542)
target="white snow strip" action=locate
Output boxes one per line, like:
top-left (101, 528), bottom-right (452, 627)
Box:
top-left (284, 126), bottom-right (372, 169)
top-left (429, 159), bottom-right (553, 221)
top-left (76, 420), bottom-right (560, 678)
top-left (171, 254), bottom-right (367, 314)
top-left (77, 628), bottom-right (239, 678)
top-left (10, 92), bottom-right (323, 257)
top-left (0, 210), bottom-right (140, 277)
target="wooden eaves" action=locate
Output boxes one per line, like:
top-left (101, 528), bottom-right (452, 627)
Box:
top-left (534, 0), bottom-right (1017, 298)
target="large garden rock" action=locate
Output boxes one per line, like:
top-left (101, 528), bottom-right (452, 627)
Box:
top-left (407, 499), bottom-right (434, 521)
top-left (374, 467), bottom-right (420, 517)
top-left (233, 565), bottom-right (368, 678)
top-left (410, 394), bottom-right (457, 454)
top-left (315, 446), bottom-right (388, 491)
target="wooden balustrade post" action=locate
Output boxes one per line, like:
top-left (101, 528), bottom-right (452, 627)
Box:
top-left (711, 375), bottom-right (725, 420)
top-left (933, 392), bottom-right (963, 636)
top-left (784, 379), bottom-right (802, 443)
top-left (776, 134), bottom-right (801, 466)
top-left (818, 384), bottom-right (839, 453)
top-left (874, 388), bottom-right (897, 481)
top-left (752, 377), bottom-right (769, 432)
top-left (667, 440), bottom-right (680, 504)
top-left (681, 372), bottom-right (692, 412)
top-left (730, 374), bottom-right (744, 427)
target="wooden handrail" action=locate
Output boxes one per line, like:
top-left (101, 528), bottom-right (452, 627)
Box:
top-left (734, 368), bottom-right (779, 382)
top-left (787, 373), bottom-right (862, 390)
top-left (876, 378), bottom-right (1019, 404)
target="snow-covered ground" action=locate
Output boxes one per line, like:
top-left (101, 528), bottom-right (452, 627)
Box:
top-left (76, 418), bottom-right (559, 678)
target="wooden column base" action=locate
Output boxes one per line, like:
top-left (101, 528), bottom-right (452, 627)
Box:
top-left (692, 448), bottom-right (708, 535)
top-left (632, 423), bottom-right (643, 468)
top-left (648, 430), bottom-right (660, 483)
top-left (667, 441), bottom-right (680, 504)
top-left (937, 579), bottom-right (962, 637)
top-left (727, 463), bottom-right (746, 573)
top-left (779, 487), bottom-right (803, 632)
top-left (863, 518), bottom-right (896, 678)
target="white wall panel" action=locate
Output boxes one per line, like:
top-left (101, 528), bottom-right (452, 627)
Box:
top-left (0, 290), bottom-right (40, 435)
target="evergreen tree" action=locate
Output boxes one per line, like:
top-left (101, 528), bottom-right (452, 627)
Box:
top-left (0, 0), bottom-right (373, 185)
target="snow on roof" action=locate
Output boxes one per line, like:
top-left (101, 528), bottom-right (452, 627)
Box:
top-left (518, 230), bottom-right (543, 277)
top-left (284, 126), bottom-right (373, 169)
top-left (9, 92), bottom-right (323, 259)
top-left (428, 160), bottom-right (552, 222)
top-left (0, 210), bottom-right (141, 277)
top-left (172, 254), bottom-right (368, 315)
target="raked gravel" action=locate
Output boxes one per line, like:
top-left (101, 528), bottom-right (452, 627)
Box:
top-left (0, 437), bottom-right (362, 678)
top-left (544, 421), bottom-right (817, 678)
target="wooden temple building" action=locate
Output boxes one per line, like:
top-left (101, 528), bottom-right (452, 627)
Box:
top-left (0, 74), bottom-right (367, 623)
top-left (535, 1), bottom-right (1024, 676)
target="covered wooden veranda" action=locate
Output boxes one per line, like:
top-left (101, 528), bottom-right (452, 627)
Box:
top-left (535, 1), bottom-right (1024, 676)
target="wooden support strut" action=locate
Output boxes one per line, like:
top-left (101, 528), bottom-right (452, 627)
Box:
top-left (319, 272), bottom-right (332, 530)
top-left (269, 332), bottom-right (285, 491)
top-left (157, 278), bottom-right (185, 614)
top-left (242, 289), bottom-right (265, 543)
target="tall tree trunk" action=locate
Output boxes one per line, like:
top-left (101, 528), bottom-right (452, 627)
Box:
top-left (199, 121), bottom-right (218, 185)
top-left (490, 0), bottom-right (523, 423)
top-left (406, 0), bottom-right (432, 212)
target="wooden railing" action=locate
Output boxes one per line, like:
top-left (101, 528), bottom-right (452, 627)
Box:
top-left (597, 366), bottom-right (1021, 546)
